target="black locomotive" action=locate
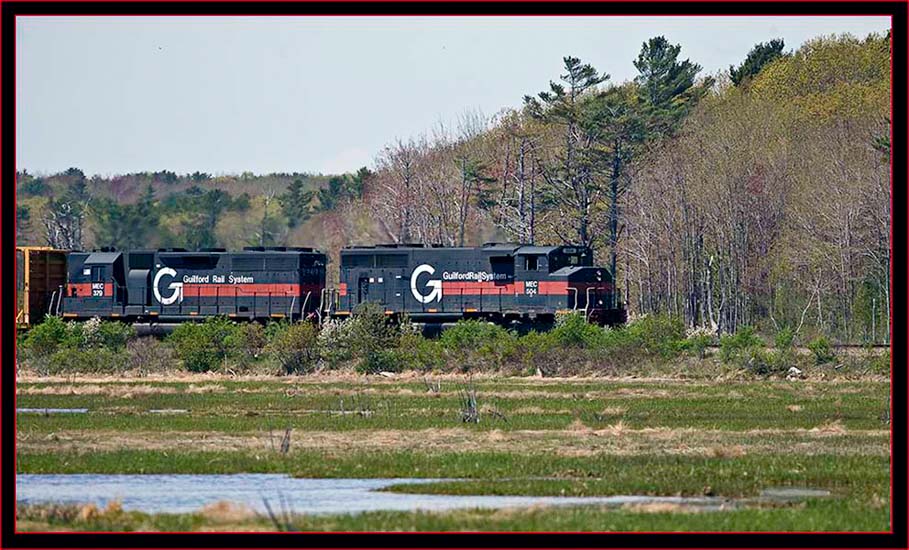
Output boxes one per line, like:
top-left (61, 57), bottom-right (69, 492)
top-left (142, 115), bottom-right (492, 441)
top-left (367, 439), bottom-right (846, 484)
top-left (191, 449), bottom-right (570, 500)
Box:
top-left (57, 247), bottom-right (326, 323)
top-left (330, 243), bottom-right (625, 327)
top-left (20, 242), bottom-right (625, 329)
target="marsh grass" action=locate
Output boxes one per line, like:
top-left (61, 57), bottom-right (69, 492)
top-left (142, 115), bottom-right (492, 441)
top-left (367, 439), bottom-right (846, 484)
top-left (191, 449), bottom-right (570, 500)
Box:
top-left (15, 375), bottom-right (890, 532)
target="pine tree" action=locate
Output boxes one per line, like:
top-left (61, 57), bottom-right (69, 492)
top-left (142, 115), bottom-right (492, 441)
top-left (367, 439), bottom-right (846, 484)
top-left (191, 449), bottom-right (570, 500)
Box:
top-left (523, 56), bottom-right (610, 248)
top-left (729, 39), bottom-right (786, 86)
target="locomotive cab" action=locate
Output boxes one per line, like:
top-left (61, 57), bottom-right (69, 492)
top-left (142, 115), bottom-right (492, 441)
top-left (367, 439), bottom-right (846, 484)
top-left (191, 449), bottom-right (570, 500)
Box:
top-left (63, 251), bottom-right (125, 318)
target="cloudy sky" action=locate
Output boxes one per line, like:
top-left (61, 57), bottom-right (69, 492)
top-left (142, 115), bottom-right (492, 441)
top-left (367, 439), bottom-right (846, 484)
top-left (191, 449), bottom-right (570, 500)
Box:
top-left (16, 16), bottom-right (890, 176)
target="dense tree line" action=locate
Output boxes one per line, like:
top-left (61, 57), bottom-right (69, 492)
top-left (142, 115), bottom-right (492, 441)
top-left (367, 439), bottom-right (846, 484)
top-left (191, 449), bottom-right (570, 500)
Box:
top-left (363, 32), bottom-right (890, 342)
top-left (16, 169), bottom-right (371, 252)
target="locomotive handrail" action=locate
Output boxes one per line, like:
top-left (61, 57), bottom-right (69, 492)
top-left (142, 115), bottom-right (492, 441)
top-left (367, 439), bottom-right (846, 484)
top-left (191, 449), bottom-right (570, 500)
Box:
top-left (568, 287), bottom-right (579, 311)
top-left (584, 287), bottom-right (594, 321)
top-left (47, 289), bottom-right (58, 317)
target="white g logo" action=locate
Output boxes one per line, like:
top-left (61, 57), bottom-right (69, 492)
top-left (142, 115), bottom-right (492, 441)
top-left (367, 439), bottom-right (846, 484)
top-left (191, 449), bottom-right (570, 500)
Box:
top-left (410, 264), bottom-right (442, 304)
top-left (153, 267), bottom-right (184, 305)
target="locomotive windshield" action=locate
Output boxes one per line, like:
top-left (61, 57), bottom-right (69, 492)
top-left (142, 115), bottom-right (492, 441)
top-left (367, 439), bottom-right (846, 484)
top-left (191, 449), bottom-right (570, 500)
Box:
top-left (548, 248), bottom-right (592, 272)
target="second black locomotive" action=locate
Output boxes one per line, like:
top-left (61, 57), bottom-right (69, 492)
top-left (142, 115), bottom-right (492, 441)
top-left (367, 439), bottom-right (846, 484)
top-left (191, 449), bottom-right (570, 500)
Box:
top-left (330, 243), bottom-right (625, 327)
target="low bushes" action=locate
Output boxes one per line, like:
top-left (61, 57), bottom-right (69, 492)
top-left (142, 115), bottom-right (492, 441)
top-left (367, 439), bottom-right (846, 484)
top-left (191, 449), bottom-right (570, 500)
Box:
top-left (808, 336), bottom-right (836, 365)
top-left (20, 316), bottom-right (137, 374)
top-left (265, 322), bottom-right (319, 375)
top-left (719, 326), bottom-right (764, 363)
top-left (42, 348), bottom-right (125, 375)
top-left (167, 317), bottom-right (239, 373)
top-left (18, 312), bottom-right (874, 378)
top-left (125, 337), bottom-right (177, 375)
top-left (548, 313), bottom-right (609, 348)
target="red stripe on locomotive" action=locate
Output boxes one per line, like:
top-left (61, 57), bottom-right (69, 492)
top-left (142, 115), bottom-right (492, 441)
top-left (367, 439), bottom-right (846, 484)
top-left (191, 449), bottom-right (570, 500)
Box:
top-left (181, 283), bottom-right (317, 297)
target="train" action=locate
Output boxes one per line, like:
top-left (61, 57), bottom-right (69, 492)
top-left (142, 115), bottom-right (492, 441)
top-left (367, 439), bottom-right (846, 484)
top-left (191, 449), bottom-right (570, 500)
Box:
top-left (16, 243), bottom-right (626, 331)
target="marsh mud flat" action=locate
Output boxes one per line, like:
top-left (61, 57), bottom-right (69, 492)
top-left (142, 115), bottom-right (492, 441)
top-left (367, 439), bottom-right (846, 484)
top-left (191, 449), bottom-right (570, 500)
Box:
top-left (16, 474), bottom-right (829, 516)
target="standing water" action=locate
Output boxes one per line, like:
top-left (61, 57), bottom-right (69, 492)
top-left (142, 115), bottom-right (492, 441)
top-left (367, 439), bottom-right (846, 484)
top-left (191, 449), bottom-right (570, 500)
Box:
top-left (17, 474), bottom-right (737, 515)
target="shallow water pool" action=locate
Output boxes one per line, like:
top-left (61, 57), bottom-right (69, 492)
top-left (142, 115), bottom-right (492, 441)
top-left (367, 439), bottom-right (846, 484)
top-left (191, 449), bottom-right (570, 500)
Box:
top-left (17, 474), bottom-right (735, 515)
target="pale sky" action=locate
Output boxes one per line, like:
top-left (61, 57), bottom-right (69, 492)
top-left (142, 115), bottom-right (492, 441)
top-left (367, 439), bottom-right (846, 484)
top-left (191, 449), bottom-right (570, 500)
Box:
top-left (16, 16), bottom-right (890, 177)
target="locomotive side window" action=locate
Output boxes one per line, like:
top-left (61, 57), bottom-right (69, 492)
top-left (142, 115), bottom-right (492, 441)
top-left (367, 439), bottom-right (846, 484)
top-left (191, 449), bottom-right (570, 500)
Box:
top-left (524, 256), bottom-right (539, 271)
top-left (91, 266), bottom-right (104, 282)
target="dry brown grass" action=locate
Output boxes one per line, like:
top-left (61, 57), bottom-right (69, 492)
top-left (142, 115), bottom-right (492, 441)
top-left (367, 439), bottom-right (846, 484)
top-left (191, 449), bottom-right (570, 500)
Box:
top-left (710, 445), bottom-right (747, 458)
top-left (18, 426), bottom-right (888, 458)
top-left (621, 502), bottom-right (691, 514)
top-left (198, 501), bottom-right (258, 523)
top-left (567, 418), bottom-right (592, 433)
top-left (18, 383), bottom-right (226, 397)
top-left (594, 421), bottom-right (628, 438)
top-left (19, 384), bottom-right (176, 396)
top-left (185, 384), bottom-right (226, 394)
top-left (76, 500), bottom-right (122, 522)
top-left (810, 419), bottom-right (848, 435)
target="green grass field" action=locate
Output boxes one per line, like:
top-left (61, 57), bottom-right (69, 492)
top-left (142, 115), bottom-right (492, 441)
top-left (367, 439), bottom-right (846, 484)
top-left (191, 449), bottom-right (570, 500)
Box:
top-left (16, 373), bottom-right (891, 532)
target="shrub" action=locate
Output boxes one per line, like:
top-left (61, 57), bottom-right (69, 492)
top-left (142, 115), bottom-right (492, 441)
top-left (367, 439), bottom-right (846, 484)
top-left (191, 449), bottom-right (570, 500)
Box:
top-left (125, 337), bottom-right (176, 374)
top-left (317, 318), bottom-right (354, 367)
top-left (624, 315), bottom-right (686, 357)
top-left (807, 336), bottom-right (836, 365)
top-left (265, 322), bottom-right (319, 375)
top-left (44, 348), bottom-right (125, 375)
top-left (439, 320), bottom-right (513, 350)
top-left (681, 327), bottom-right (714, 359)
top-left (739, 347), bottom-right (782, 377)
top-left (437, 320), bottom-right (518, 371)
top-left (347, 302), bottom-right (401, 358)
top-left (167, 316), bottom-right (239, 372)
top-left (549, 313), bottom-right (607, 348)
top-left (868, 350), bottom-right (890, 375)
top-left (95, 321), bottom-right (136, 350)
top-left (719, 326), bottom-right (764, 363)
top-left (356, 349), bottom-right (402, 375)
top-left (775, 326), bottom-right (795, 350)
top-left (226, 322), bottom-right (268, 369)
top-left (395, 332), bottom-right (444, 372)
top-left (21, 316), bottom-right (72, 357)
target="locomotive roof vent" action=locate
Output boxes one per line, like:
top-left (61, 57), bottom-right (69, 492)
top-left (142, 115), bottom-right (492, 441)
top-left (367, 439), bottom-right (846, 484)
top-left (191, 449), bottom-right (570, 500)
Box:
top-left (287, 246), bottom-right (314, 252)
top-left (243, 246), bottom-right (266, 252)
top-left (265, 246), bottom-right (288, 251)
top-left (157, 247), bottom-right (188, 252)
top-left (199, 247), bottom-right (226, 252)
top-left (401, 243), bottom-right (424, 248)
top-left (93, 246), bottom-right (117, 253)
